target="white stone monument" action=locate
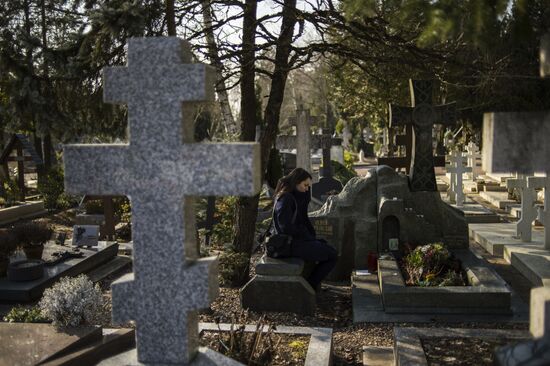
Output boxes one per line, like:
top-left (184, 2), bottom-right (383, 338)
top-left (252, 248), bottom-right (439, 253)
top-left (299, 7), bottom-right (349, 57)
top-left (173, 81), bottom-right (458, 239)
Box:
top-left (446, 150), bottom-right (471, 207)
top-left (507, 174), bottom-right (543, 242)
top-left (465, 142), bottom-right (482, 180)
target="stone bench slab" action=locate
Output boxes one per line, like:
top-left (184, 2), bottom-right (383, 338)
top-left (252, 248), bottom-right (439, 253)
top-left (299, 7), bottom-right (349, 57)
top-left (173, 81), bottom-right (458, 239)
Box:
top-left (255, 256), bottom-right (305, 276)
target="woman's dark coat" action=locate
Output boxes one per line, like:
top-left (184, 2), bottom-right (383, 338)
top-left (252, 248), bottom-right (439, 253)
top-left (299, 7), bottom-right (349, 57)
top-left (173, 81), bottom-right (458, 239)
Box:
top-left (274, 190), bottom-right (316, 242)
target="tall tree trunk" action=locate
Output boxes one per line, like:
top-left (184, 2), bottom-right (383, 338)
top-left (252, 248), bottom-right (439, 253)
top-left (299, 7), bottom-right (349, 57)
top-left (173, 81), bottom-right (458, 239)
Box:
top-left (231, 0), bottom-right (298, 285)
top-left (230, 0), bottom-right (259, 285)
top-left (40, 0), bottom-right (52, 174)
top-left (201, 0), bottom-right (236, 134)
top-left (165, 0), bottom-right (176, 36)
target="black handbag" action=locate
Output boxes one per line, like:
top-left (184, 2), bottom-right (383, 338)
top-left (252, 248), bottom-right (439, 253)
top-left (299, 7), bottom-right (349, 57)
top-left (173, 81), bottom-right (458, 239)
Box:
top-left (264, 194), bottom-right (297, 258)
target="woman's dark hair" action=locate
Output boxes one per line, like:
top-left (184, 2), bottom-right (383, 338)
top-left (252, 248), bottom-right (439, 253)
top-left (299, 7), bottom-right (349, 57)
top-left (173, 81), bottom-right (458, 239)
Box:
top-left (274, 168), bottom-right (312, 198)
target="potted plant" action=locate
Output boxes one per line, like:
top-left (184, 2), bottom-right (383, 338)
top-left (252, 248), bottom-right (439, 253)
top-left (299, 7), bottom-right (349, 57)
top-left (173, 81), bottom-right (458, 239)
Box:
top-left (14, 221), bottom-right (53, 260)
top-left (0, 229), bottom-right (18, 277)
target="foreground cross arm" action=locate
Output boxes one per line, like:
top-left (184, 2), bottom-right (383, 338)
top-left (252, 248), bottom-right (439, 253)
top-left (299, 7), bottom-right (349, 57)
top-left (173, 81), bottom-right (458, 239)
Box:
top-left (64, 144), bottom-right (130, 196)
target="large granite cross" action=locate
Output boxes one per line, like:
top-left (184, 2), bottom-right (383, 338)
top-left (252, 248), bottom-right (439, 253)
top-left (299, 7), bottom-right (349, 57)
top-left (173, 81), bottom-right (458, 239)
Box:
top-left (63, 38), bottom-right (260, 364)
top-left (390, 79), bottom-right (457, 191)
top-left (507, 175), bottom-right (544, 242)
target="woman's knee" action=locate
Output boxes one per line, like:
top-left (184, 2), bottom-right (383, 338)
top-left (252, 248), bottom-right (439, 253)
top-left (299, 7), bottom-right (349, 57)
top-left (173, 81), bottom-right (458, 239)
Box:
top-left (323, 243), bottom-right (338, 260)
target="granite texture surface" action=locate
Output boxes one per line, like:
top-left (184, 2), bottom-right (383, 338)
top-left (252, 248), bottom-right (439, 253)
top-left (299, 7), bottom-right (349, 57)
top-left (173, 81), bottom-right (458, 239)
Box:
top-left (64, 37), bottom-right (261, 365)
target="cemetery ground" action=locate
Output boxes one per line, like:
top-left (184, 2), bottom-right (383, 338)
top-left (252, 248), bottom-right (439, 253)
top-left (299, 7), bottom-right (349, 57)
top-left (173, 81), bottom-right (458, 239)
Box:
top-left (0, 191), bottom-right (535, 366)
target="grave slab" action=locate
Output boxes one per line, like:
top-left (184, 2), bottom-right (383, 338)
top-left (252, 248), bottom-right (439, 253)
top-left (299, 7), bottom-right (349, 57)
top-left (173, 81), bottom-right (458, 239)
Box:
top-left (442, 196), bottom-right (500, 223)
top-left (0, 241), bottom-right (118, 302)
top-left (0, 323), bottom-right (102, 366)
top-left (100, 323), bottom-right (333, 366)
top-left (40, 328), bottom-right (135, 366)
top-left (0, 200), bottom-right (47, 225)
top-left (468, 223), bottom-right (541, 256)
top-left (394, 327), bottom-right (530, 366)
top-left (503, 243), bottom-right (550, 287)
top-left (479, 190), bottom-right (516, 210)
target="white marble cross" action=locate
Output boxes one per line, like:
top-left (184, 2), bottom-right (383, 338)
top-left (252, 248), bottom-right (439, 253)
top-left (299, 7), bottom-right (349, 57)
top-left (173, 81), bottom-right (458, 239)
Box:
top-left (64, 38), bottom-right (260, 364)
top-left (446, 151), bottom-right (471, 207)
top-left (507, 174), bottom-right (541, 242)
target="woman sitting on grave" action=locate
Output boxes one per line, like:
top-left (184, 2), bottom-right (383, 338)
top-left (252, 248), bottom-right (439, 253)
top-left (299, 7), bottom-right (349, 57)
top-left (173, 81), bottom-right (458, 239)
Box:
top-left (273, 167), bottom-right (338, 291)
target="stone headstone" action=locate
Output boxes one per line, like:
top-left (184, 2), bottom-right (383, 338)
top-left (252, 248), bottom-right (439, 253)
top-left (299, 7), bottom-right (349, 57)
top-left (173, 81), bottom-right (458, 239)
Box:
top-left (529, 176), bottom-right (550, 248)
top-left (63, 37), bottom-right (260, 364)
top-left (390, 80), bottom-right (457, 191)
top-left (465, 142), bottom-right (482, 180)
top-left (278, 104), bottom-right (318, 172)
top-left (72, 225), bottom-right (100, 247)
top-left (483, 36), bottom-right (550, 249)
top-left (483, 112), bottom-right (550, 249)
top-left (507, 175), bottom-right (543, 242)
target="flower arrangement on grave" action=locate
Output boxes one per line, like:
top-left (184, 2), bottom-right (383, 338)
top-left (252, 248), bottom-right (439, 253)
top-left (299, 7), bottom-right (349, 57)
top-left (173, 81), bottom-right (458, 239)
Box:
top-left (39, 274), bottom-right (104, 327)
top-left (0, 229), bottom-right (18, 276)
top-left (14, 221), bottom-right (53, 260)
top-left (401, 242), bottom-right (466, 287)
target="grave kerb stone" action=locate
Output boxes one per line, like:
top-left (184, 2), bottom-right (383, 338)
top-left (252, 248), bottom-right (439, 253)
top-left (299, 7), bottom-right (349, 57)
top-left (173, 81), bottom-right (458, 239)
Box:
top-left (507, 174), bottom-right (542, 242)
top-left (64, 37), bottom-right (260, 365)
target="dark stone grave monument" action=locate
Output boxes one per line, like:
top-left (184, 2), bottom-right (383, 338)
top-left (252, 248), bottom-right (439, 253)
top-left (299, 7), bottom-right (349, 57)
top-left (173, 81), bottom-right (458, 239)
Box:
top-left (0, 241), bottom-right (118, 302)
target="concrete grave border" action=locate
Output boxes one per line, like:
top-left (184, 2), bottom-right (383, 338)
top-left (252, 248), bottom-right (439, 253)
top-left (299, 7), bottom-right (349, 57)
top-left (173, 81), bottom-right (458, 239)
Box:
top-left (394, 327), bottom-right (530, 366)
top-left (199, 322), bottom-right (333, 366)
top-left (0, 200), bottom-right (47, 225)
top-left (379, 249), bottom-right (512, 314)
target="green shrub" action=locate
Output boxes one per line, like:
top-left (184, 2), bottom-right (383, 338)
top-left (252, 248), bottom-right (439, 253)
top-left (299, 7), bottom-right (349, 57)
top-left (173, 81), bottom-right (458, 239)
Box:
top-left (344, 150), bottom-right (355, 170)
top-left (3, 178), bottom-right (22, 206)
top-left (3, 306), bottom-right (49, 323)
top-left (211, 197), bottom-right (237, 247)
top-left (38, 167), bottom-right (78, 210)
top-left (14, 221), bottom-right (53, 247)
